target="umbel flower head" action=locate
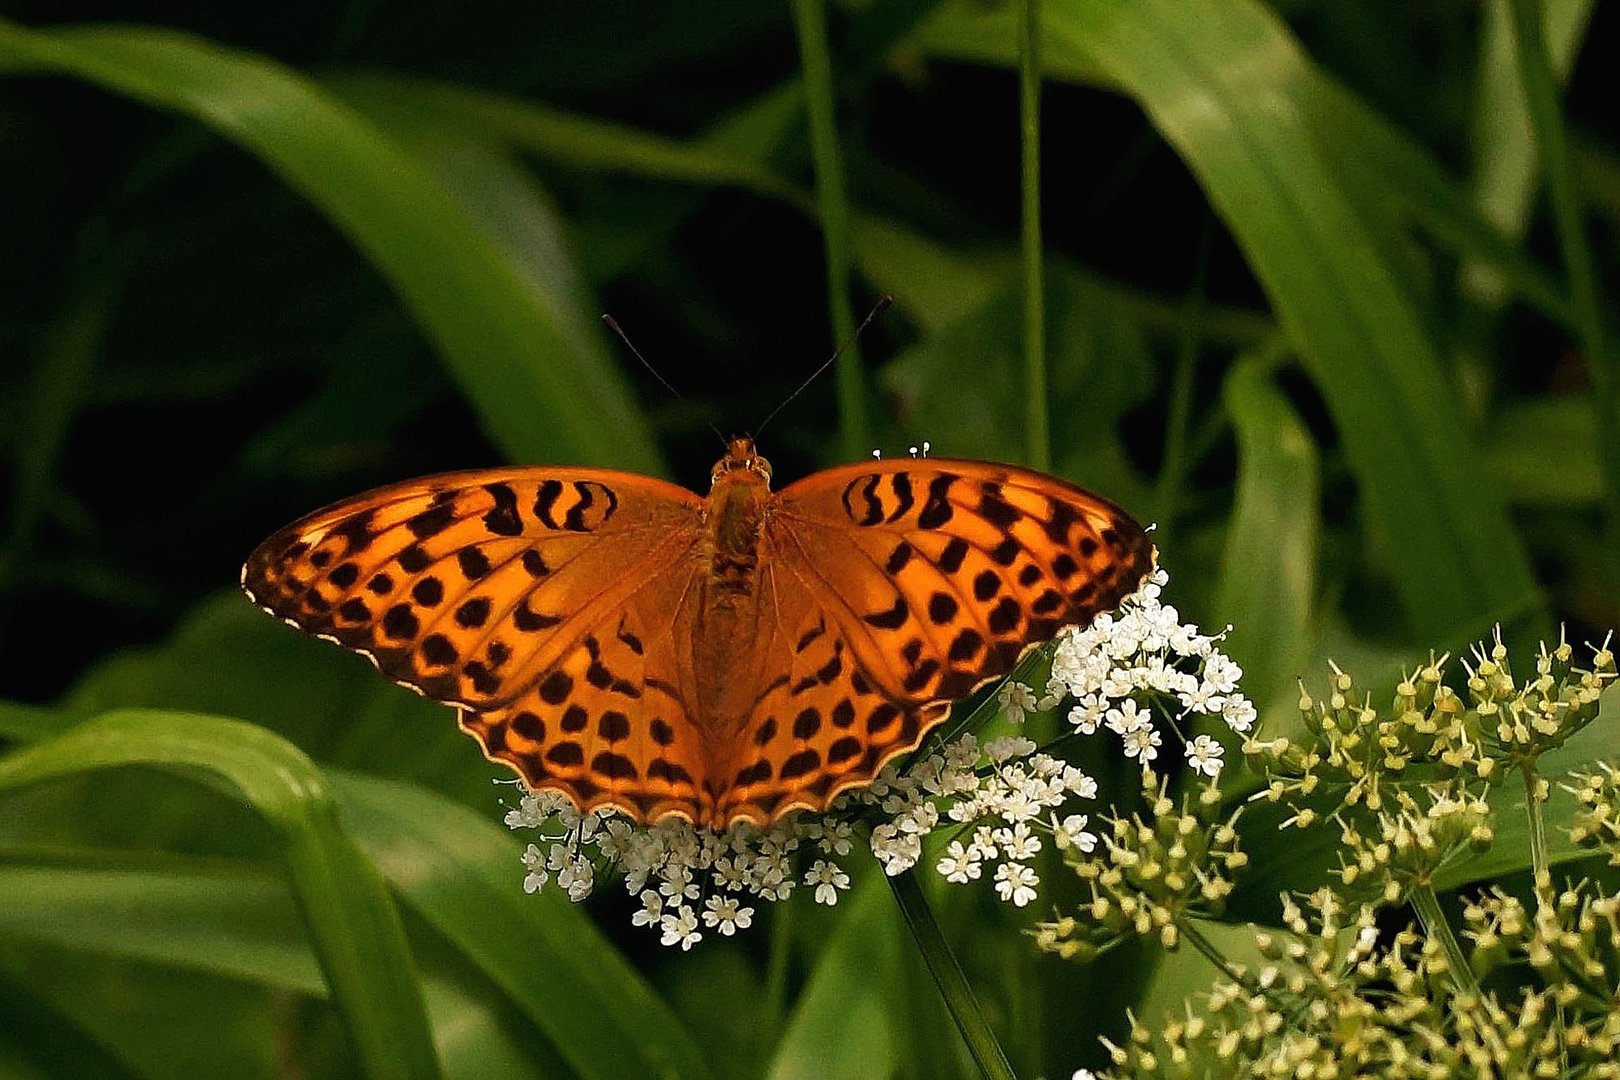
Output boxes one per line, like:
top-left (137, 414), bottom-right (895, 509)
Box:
top-left (1065, 627), bottom-right (1620, 1080)
top-left (504, 565), bottom-right (1258, 947)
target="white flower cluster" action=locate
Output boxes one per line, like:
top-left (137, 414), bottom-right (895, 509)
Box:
top-left (848, 731), bottom-right (1099, 907)
top-left (1049, 566), bottom-right (1254, 776)
top-left (504, 565), bottom-right (1253, 947)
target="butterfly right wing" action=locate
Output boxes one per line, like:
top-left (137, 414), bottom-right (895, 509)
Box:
top-left (242, 469), bottom-right (705, 712)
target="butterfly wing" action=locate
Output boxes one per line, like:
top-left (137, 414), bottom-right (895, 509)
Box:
top-left (243, 469), bottom-right (705, 711)
top-left (713, 459), bottom-right (1152, 823)
top-left (459, 562), bottom-right (716, 823)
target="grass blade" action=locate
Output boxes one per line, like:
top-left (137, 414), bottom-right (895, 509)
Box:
top-left (0, 710), bottom-right (440, 1079)
top-left (0, 20), bottom-right (660, 472)
top-left (330, 770), bottom-right (716, 1080)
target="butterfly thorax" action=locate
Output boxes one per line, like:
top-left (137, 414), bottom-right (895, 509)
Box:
top-left (705, 439), bottom-right (773, 595)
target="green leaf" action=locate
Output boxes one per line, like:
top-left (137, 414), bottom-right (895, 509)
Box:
top-left (0, 710), bottom-right (440, 1079)
top-left (767, 879), bottom-right (902, 1080)
top-left (1214, 359), bottom-right (1321, 716)
top-left (920, 0), bottom-right (1543, 642)
top-left (331, 770), bottom-right (716, 1080)
top-left (1485, 396), bottom-right (1601, 506)
top-left (0, 858), bottom-right (323, 994)
top-left (0, 945), bottom-right (287, 1080)
top-left (0, 21), bottom-right (660, 472)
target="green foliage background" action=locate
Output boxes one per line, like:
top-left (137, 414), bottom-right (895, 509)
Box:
top-left (0, 1), bottom-right (1616, 1076)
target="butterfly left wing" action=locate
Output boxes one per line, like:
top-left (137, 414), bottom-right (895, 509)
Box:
top-left (713, 459), bottom-right (1152, 823)
top-left (242, 469), bottom-right (705, 711)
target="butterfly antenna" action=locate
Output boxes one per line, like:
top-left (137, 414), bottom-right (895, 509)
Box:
top-left (756, 293), bottom-right (893, 436)
top-left (602, 313), bottom-right (725, 445)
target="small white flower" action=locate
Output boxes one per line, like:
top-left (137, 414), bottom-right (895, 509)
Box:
top-left (1122, 724), bottom-right (1163, 764)
top-left (1203, 653), bottom-right (1243, 694)
top-left (993, 822), bottom-right (1042, 860)
top-left (1062, 765), bottom-right (1098, 799)
top-left (936, 840), bottom-right (982, 883)
top-left (557, 856), bottom-right (594, 902)
top-left (997, 680), bottom-right (1040, 724)
top-left (1184, 733), bottom-right (1225, 777)
top-left (1222, 694), bottom-right (1258, 733)
top-left (520, 843), bottom-right (549, 893)
top-left (1067, 694), bottom-right (1106, 734)
top-left (659, 905), bottom-right (702, 950)
top-left (985, 735), bottom-right (1037, 762)
top-left (1105, 699), bottom-right (1151, 735)
top-left (1053, 813), bottom-right (1098, 853)
top-left (631, 889), bottom-right (663, 927)
top-left (805, 859), bottom-right (851, 905)
top-left (701, 894), bottom-right (753, 935)
top-left (993, 861), bottom-right (1039, 907)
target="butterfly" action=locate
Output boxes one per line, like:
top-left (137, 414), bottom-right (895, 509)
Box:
top-left (243, 438), bottom-right (1152, 829)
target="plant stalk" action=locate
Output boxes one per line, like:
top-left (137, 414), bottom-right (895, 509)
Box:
top-left (791, 0), bottom-right (869, 461)
top-left (887, 869), bottom-right (1018, 1080)
top-left (1018, 0), bottom-right (1049, 470)
top-left (1409, 883), bottom-right (1481, 998)
top-left (1523, 761), bottom-right (1552, 890)
top-left (1506, 0), bottom-right (1617, 586)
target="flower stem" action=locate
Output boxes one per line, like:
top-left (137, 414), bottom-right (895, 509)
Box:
top-left (1409, 883), bottom-right (1480, 999)
top-left (1506, 0), bottom-right (1618, 585)
top-left (791, 0), bottom-right (869, 461)
top-left (886, 869), bottom-right (1019, 1080)
top-left (1181, 919), bottom-right (1259, 994)
top-left (1522, 762), bottom-right (1552, 891)
top-left (1017, 0), bottom-right (1049, 471)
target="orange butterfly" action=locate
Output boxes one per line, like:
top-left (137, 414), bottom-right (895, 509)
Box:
top-left (243, 439), bottom-right (1151, 829)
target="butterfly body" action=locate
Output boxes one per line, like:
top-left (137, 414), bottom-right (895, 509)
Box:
top-left (244, 438), bottom-right (1151, 829)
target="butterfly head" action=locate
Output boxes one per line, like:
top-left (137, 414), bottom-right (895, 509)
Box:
top-left (712, 437), bottom-right (773, 489)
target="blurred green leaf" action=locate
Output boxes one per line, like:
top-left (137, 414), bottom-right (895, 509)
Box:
top-left (0, 20), bottom-right (660, 472)
top-left (1040, 0), bottom-right (1542, 641)
top-left (331, 770), bottom-right (716, 1080)
top-left (0, 945), bottom-right (288, 1080)
top-left (330, 74), bottom-right (801, 206)
top-left (1486, 396), bottom-right (1600, 506)
top-left (0, 857), bottom-right (323, 994)
top-left (1214, 359), bottom-right (1321, 716)
top-left (0, 710), bottom-right (440, 1079)
top-left (768, 879), bottom-right (902, 1080)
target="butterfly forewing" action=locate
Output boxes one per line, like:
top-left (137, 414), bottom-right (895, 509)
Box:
top-left (242, 469), bottom-right (704, 709)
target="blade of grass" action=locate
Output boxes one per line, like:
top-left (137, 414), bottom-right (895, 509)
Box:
top-left (1505, 0), bottom-right (1617, 585)
top-left (1035, 0), bottom-right (1542, 642)
top-left (912, 5), bottom-right (1571, 331)
top-left (0, 710), bottom-right (440, 1079)
top-left (330, 770), bottom-right (715, 1080)
top-left (1018, 0), bottom-right (1049, 471)
top-left (791, 0), bottom-right (869, 459)
top-left (0, 858), bottom-right (325, 994)
top-left (1213, 357), bottom-right (1321, 719)
top-left (767, 879), bottom-right (901, 1080)
top-left (0, 21), bottom-right (660, 472)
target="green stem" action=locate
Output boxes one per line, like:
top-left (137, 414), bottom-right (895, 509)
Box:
top-left (792, 0), bottom-right (868, 461)
top-left (1506, 0), bottom-right (1618, 584)
top-left (1409, 883), bottom-right (1481, 999)
top-left (1181, 920), bottom-right (1261, 995)
top-left (1017, 0), bottom-right (1049, 471)
top-left (1523, 762), bottom-right (1551, 891)
top-left (886, 869), bottom-right (1018, 1080)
